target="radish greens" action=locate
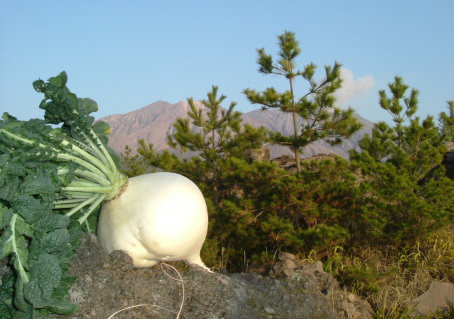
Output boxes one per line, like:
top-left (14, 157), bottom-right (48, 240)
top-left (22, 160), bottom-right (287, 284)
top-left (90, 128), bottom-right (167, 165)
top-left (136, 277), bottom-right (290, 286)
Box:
top-left (0, 72), bottom-right (127, 317)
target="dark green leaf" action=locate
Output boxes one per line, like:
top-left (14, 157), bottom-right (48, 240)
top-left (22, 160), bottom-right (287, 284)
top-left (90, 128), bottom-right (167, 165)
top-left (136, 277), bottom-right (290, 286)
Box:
top-left (24, 254), bottom-right (61, 308)
top-left (46, 300), bottom-right (78, 315)
top-left (33, 229), bottom-right (70, 255)
top-left (12, 196), bottom-right (48, 224)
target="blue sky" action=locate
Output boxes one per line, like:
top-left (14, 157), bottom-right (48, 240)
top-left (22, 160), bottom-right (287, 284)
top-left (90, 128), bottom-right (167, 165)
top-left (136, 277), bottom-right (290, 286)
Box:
top-left (1, 1), bottom-right (453, 123)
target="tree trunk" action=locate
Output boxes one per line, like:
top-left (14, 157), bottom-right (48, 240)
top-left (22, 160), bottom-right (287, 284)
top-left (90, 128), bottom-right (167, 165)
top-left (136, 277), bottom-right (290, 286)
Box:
top-left (289, 77), bottom-right (302, 173)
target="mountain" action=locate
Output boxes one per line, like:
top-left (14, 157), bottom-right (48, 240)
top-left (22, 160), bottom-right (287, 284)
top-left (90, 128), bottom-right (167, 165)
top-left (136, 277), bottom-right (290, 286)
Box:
top-left (242, 109), bottom-right (374, 158)
top-left (100, 100), bottom-right (189, 152)
top-left (99, 101), bottom-right (374, 159)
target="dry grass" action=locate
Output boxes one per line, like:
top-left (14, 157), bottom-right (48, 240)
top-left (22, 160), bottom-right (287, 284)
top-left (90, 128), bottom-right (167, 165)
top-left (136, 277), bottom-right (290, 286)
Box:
top-left (201, 225), bottom-right (453, 318)
top-left (324, 225), bottom-right (453, 318)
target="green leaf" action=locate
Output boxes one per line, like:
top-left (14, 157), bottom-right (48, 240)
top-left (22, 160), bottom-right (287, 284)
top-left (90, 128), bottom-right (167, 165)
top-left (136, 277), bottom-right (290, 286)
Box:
top-left (15, 215), bottom-right (33, 238)
top-left (24, 253), bottom-right (61, 308)
top-left (14, 275), bottom-right (30, 312)
top-left (0, 229), bottom-right (13, 258)
top-left (1, 71), bottom-right (121, 317)
top-left (22, 169), bottom-right (58, 197)
top-left (13, 235), bottom-right (29, 274)
top-left (0, 203), bottom-right (10, 227)
top-left (46, 300), bottom-right (78, 315)
top-left (93, 120), bottom-right (111, 140)
top-left (48, 71), bottom-right (67, 88)
top-left (33, 229), bottom-right (70, 255)
top-left (0, 272), bottom-right (15, 308)
top-left (0, 175), bottom-right (21, 202)
top-left (34, 214), bottom-right (70, 233)
top-left (12, 196), bottom-right (48, 224)
top-left (78, 97), bottom-right (98, 114)
top-left (0, 302), bottom-right (13, 318)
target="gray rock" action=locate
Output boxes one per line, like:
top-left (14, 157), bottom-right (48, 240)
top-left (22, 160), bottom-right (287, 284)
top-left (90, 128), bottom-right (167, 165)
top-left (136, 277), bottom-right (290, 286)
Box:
top-left (411, 280), bottom-right (454, 317)
top-left (254, 252), bottom-right (374, 319)
top-left (296, 260), bottom-right (374, 319)
top-left (61, 236), bottom-right (340, 318)
top-left (269, 252), bottom-right (299, 278)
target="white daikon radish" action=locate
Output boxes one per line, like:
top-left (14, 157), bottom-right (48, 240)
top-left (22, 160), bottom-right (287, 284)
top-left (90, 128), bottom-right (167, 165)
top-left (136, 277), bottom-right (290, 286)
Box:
top-left (97, 172), bottom-right (209, 269)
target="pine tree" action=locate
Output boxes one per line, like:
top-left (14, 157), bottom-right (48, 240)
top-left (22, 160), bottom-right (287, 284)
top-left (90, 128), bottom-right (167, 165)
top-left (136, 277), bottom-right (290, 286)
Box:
top-left (244, 31), bottom-right (361, 172)
top-left (168, 86), bottom-right (241, 160)
top-left (168, 86), bottom-right (269, 204)
top-left (350, 77), bottom-right (453, 245)
top-left (361, 76), bottom-right (445, 180)
top-left (120, 145), bottom-right (148, 176)
top-left (439, 100), bottom-right (454, 142)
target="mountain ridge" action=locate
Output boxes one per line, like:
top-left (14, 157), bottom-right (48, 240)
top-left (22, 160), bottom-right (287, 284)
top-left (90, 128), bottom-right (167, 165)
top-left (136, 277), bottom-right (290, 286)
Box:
top-left (99, 101), bottom-right (374, 159)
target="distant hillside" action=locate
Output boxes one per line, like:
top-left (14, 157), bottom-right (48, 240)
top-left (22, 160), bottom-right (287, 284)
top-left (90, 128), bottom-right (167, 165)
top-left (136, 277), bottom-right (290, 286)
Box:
top-left (242, 109), bottom-right (374, 158)
top-left (99, 101), bottom-right (374, 159)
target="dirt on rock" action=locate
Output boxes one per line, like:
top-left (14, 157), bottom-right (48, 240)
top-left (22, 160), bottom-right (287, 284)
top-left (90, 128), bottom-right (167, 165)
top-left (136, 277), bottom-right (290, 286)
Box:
top-left (60, 235), bottom-right (347, 319)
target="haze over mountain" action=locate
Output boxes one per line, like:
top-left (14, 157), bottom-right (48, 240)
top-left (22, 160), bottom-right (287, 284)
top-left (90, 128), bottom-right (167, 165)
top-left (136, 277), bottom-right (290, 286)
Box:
top-left (100, 101), bottom-right (374, 159)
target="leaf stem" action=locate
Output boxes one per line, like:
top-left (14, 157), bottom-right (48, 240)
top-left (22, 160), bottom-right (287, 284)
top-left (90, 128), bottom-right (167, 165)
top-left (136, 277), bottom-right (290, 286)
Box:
top-left (10, 214), bottom-right (29, 283)
top-left (65, 195), bottom-right (100, 217)
top-left (77, 194), bottom-right (105, 224)
top-left (62, 185), bottom-right (113, 194)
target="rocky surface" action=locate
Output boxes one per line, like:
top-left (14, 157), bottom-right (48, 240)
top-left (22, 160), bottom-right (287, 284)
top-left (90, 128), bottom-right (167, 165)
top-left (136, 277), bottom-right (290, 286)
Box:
top-left (411, 281), bottom-right (454, 317)
top-left (269, 253), bottom-right (374, 319)
top-left (60, 235), bottom-right (374, 319)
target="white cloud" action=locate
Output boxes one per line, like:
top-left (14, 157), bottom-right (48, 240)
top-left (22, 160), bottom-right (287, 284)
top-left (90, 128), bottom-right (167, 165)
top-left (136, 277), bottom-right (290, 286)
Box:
top-left (334, 68), bottom-right (374, 107)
